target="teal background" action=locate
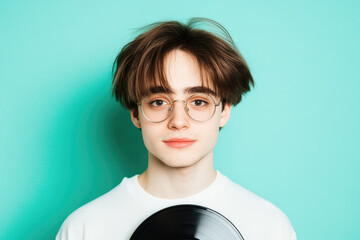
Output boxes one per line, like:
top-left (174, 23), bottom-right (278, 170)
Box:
top-left (1, 0), bottom-right (359, 239)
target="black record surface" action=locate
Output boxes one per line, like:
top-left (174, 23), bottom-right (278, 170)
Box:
top-left (130, 204), bottom-right (244, 240)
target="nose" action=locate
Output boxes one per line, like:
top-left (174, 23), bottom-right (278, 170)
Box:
top-left (167, 100), bottom-right (190, 130)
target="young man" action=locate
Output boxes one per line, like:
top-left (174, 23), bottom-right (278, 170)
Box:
top-left (56, 18), bottom-right (297, 239)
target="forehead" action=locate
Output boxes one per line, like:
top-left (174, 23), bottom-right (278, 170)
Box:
top-left (156, 49), bottom-right (215, 94)
top-left (165, 50), bottom-right (200, 89)
top-left (137, 49), bottom-right (219, 101)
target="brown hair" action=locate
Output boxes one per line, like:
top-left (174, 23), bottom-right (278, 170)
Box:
top-left (112, 18), bottom-right (254, 111)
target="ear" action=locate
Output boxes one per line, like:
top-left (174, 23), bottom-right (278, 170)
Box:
top-left (219, 104), bottom-right (231, 127)
top-left (130, 109), bottom-right (141, 128)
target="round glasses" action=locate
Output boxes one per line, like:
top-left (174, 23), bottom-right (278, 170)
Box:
top-left (138, 93), bottom-right (221, 123)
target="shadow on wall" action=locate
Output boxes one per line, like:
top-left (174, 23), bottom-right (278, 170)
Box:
top-left (102, 94), bottom-right (148, 177)
top-left (71, 74), bottom-right (149, 182)
top-left (36, 75), bottom-right (147, 239)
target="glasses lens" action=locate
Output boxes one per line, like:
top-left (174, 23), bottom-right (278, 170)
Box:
top-left (187, 94), bottom-right (216, 122)
top-left (141, 94), bottom-right (171, 122)
top-left (140, 93), bottom-right (218, 123)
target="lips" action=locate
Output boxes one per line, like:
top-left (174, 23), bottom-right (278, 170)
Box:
top-left (162, 138), bottom-right (196, 149)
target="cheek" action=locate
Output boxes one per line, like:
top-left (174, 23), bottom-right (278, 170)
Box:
top-left (205, 114), bottom-right (222, 143)
top-left (195, 119), bottom-right (220, 142)
top-left (205, 126), bottom-right (220, 146)
top-left (140, 123), bottom-right (161, 151)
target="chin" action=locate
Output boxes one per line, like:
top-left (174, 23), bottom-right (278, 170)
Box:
top-left (162, 160), bottom-right (199, 169)
top-left (148, 144), bottom-right (214, 169)
top-left (155, 152), bottom-right (207, 169)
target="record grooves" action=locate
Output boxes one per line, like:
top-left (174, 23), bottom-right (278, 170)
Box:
top-left (130, 204), bottom-right (244, 240)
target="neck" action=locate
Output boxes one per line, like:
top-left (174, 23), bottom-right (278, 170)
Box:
top-left (138, 152), bottom-right (217, 199)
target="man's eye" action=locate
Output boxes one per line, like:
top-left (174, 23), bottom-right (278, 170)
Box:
top-left (150, 99), bottom-right (167, 107)
top-left (191, 99), bottom-right (207, 107)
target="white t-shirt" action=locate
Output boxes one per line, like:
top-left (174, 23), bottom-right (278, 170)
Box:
top-left (56, 171), bottom-right (297, 240)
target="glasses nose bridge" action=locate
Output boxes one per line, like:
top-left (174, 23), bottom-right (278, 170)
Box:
top-left (170, 99), bottom-right (189, 113)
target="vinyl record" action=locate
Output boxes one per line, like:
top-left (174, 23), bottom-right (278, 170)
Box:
top-left (130, 204), bottom-right (244, 240)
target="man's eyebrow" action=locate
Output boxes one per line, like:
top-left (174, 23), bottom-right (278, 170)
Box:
top-left (185, 86), bottom-right (216, 96)
top-left (148, 86), bottom-right (216, 96)
top-left (148, 86), bottom-right (174, 94)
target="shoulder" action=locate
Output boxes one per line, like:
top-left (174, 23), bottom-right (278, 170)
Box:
top-left (218, 173), bottom-right (288, 215)
top-left (212, 173), bottom-right (297, 240)
top-left (56, 176), bottom-right (135, 239)
top-left (66, 177), bottom-right (129, 219)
